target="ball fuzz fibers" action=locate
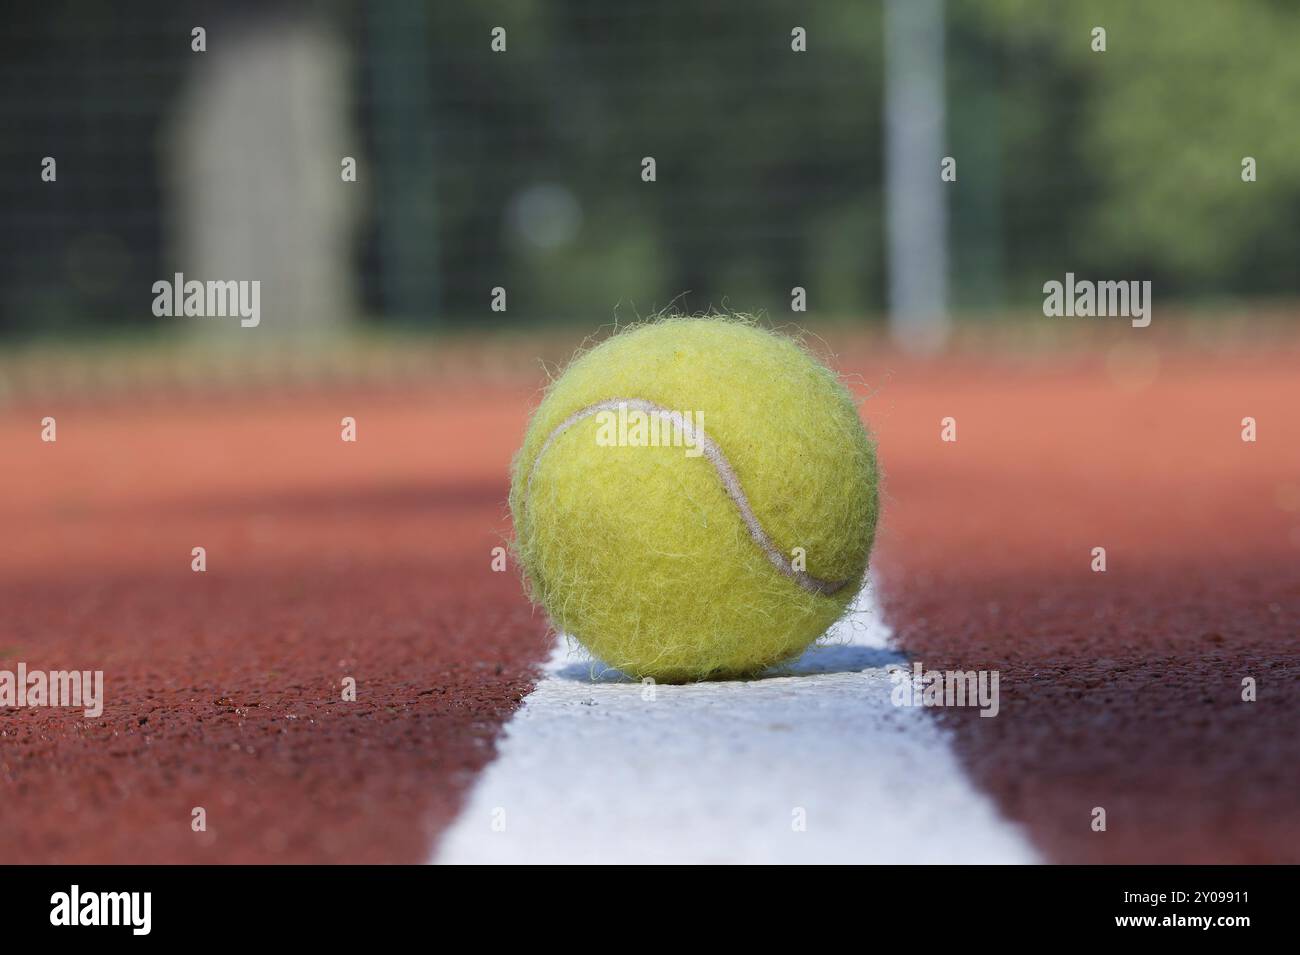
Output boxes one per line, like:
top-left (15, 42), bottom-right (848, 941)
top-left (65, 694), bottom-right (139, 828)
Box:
top-left (510, 315), bottom-right (879, 682)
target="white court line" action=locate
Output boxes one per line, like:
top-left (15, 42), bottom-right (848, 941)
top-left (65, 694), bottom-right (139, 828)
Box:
top-left (433, 585), bottom-right (1040, 864)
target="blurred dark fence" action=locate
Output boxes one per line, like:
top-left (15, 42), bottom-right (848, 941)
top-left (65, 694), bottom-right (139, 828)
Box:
top-left (1, 0), bottom-right (1297, 338)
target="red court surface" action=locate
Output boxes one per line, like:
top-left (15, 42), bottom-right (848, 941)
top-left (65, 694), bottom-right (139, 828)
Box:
top-left (1, 330), bottom-right (1297, 863)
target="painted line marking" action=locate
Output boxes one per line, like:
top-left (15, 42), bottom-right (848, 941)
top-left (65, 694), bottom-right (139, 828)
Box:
top-left (433, 585), bottom-right (1039, 864)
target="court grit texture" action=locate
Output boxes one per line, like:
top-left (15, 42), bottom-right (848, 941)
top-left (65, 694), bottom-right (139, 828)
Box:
top-left (2, 336), bottom-right (1297, 863)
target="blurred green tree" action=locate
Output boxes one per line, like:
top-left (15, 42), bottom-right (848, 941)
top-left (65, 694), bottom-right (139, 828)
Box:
top-left (955, 0), bottom-right (1300, 303)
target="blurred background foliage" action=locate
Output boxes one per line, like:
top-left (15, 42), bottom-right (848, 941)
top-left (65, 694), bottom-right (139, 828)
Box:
top-left (1, 0), bottom-right (1296, 339)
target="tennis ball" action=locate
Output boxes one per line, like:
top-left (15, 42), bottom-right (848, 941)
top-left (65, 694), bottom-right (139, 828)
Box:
top-left (510, 315), bottom-right (878, 683)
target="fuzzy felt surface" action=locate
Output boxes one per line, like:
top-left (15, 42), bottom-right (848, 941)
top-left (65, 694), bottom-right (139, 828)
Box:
top-left (510, 316), bottom-right (879, 682)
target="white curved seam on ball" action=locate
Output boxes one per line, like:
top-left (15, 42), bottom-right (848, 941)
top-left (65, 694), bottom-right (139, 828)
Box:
top-left (527, 397), bottom-right (849, 596)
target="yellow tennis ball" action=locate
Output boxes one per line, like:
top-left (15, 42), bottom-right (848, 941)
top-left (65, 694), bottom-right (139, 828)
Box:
top-left (510, 315), bottom-right (879, 682)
